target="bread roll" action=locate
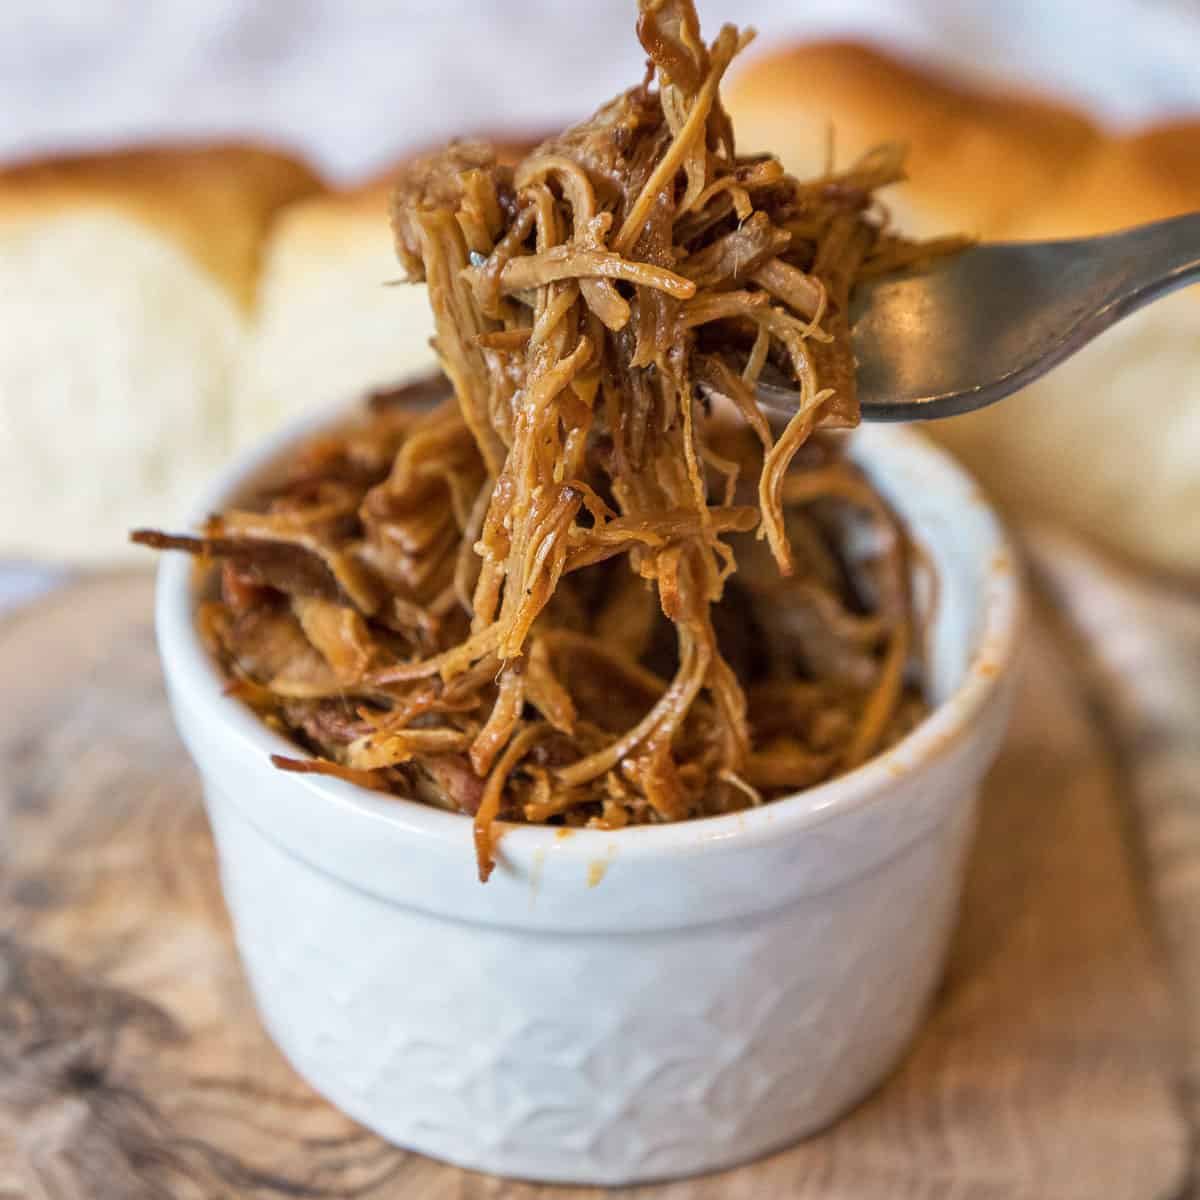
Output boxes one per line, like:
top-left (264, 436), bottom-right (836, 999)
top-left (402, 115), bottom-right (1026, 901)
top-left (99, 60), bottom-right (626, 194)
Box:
top-left (727, 42), bottom-right (1101, 239)
top-left (233, 174), bottom-right (434, 447)
top-left (727, 44), bottom-right (1200, 573)
top-left (0, 144), bottom-right (321, 562)
top-left (236, 139), bottom-right (538, 445)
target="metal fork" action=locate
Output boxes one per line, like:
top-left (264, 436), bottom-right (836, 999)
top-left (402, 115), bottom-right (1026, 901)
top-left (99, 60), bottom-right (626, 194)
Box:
top-left (754, 212), bottom-right (1200, 422)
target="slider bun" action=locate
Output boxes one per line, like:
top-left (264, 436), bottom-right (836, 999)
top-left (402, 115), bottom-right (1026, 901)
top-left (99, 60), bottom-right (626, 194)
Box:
top-left (236, 138), bottom-right (540, 446)
top-left (727, 44), bottom-right (1200, 573)
top-left (233, 172), bottom-right (434, 447)
top-left (726, 42), bottom-right (1100, 239)
top-left (0, 144), bottom-right (321, 562)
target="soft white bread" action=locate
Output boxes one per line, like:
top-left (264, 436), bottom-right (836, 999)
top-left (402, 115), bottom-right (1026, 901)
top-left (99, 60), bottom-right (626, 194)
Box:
top-left (235, 139), bottom-right (537, 446)
top-left (0, 144), bottom-right (321, 562)
top-left (727, 44), bottom-right (1200, 574)
top-left (233, 173), bottom-right (435, 446)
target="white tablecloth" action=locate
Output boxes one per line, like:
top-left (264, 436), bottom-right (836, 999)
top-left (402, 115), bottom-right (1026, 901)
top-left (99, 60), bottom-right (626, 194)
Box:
top-left (0, 565), bottom-right (63, 615)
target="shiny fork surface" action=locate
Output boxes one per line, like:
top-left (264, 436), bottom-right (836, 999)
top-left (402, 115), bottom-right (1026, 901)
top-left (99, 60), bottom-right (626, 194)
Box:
top-left (754, 211), bottom-right (1200, 422)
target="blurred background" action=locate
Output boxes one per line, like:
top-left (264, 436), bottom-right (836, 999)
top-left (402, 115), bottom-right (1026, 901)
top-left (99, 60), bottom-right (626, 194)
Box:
top-left (2, 0), bottom-right (1199, 608)
top-left (4, 0), bottom-right (1200, 177)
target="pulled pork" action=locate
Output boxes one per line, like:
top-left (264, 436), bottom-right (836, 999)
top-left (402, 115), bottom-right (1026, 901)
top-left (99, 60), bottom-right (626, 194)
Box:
top-left (136, 0), bottom-right (956, 880)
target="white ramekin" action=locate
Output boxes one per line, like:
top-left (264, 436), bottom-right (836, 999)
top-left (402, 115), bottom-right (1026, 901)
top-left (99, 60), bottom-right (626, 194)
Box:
top-left (155, 405), bottom-right (1020, 1186)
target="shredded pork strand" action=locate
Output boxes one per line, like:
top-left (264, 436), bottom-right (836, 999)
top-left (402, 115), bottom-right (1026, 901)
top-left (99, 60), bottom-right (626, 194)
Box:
top-left (134, 0), bottom-right (959, 881)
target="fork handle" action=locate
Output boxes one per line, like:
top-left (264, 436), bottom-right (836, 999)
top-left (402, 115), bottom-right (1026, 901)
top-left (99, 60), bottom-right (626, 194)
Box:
top-left (1098, 211), bottom-right (1200, 322)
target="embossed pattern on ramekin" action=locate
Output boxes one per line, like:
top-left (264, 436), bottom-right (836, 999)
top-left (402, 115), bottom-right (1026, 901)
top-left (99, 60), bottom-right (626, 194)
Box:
top-left (207, 784), bottom-right (976, 1184)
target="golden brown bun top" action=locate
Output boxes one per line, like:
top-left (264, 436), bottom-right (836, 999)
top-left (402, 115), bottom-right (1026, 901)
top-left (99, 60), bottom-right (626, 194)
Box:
top-left (726, 40), bottom-right (1199, 242)
top-left (1020, 118), bottom-right (1200, 237)
top-left (0, 142), bottom-right (324, 306)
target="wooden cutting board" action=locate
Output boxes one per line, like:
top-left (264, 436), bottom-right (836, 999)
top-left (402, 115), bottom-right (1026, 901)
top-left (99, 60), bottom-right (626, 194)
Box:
top-left (0, 565), bottom-right (1191, 1199)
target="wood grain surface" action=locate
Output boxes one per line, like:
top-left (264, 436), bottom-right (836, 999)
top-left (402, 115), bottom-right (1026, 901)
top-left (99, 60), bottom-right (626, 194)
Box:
top-left (1030, 531), bottom-right (1200, 1151)
top-left (0, 567), bottom-right (1192, 1199)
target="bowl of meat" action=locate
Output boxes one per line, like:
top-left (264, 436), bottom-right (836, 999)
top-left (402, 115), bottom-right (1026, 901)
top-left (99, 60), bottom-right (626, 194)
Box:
top-left (137, 0), bottom-right (1021, 1184)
